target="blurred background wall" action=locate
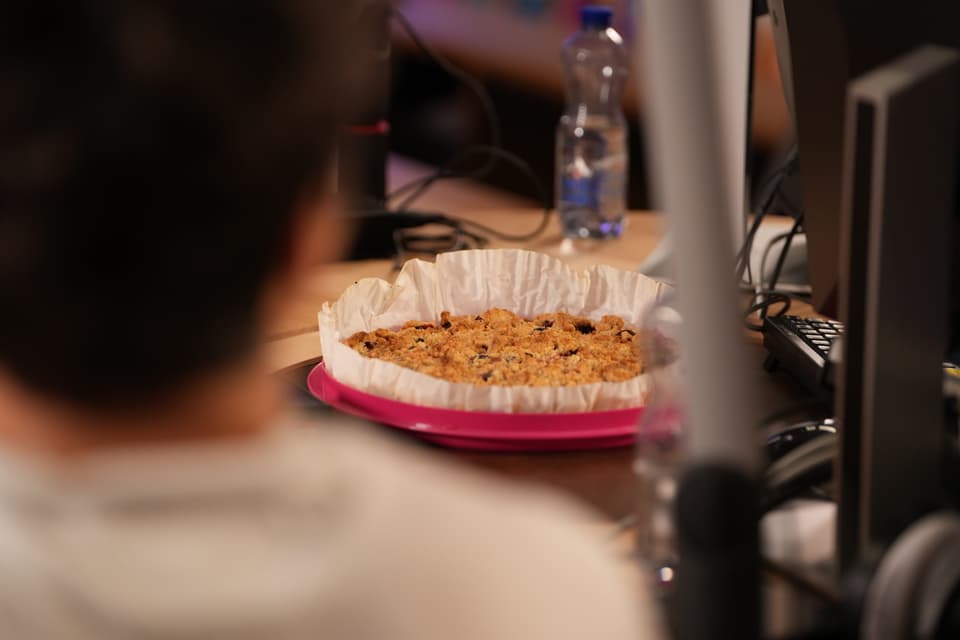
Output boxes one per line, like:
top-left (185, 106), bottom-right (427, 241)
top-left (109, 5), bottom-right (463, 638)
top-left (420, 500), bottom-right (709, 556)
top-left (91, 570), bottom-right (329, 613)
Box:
top-left (390, 0), bottom-right (791, 209)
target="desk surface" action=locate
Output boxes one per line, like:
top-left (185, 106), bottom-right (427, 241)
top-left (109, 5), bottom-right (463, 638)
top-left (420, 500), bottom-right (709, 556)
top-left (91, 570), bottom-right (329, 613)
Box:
top-left (269, 161), bottom-right (818, 520)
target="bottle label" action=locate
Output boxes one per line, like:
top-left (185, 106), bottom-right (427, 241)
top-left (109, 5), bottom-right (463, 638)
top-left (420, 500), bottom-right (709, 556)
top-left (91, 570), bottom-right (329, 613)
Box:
top-left (561, 164), bottom-right (625, 214)
top-left (562, 174), bottom-right (599, 208)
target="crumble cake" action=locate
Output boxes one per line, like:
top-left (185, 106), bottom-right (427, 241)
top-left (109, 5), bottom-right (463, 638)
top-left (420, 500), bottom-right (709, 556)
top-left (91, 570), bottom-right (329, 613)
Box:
top-left (343, 308), bottom-right (642, 386)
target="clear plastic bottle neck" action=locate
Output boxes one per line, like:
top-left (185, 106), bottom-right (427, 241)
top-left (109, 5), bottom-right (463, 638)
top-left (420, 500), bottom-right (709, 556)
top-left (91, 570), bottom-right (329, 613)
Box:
top-left (561, 29), bottom-right (628, 120)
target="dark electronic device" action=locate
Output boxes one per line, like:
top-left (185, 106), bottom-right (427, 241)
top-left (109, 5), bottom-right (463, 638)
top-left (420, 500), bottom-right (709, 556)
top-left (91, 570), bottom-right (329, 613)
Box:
top-left (339, 0), bottom-right (390, 204)
top-left (834, 43), bottom-right (958, 575)
top-left (344, 210), bottom-right (451, 261)
top-left (337, 4), bottom-right (515, 262)
top-left (763, 315), bottom-right (843, 396)
top-left (646, 1), bottom-right (960, 637)
top-left (764, 2), bottom-right (960, 636)
top-left (760, 0), bottom-right (857, 394)
top-left (340, 1), bottom-right (393, 261)
top-left (763, 418), bottom-right (837, 463)
top-left (764, 0), bottom-right (960, 396)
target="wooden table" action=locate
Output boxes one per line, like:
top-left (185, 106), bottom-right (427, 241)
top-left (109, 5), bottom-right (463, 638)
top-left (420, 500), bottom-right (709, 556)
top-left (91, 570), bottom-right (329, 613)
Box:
top-left (268, 160), bottom-right (818, 521)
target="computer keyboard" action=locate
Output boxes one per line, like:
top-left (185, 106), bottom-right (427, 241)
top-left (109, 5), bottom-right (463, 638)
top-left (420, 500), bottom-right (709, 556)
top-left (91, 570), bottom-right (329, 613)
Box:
top-left (762, 315), bottom-right (844, 395)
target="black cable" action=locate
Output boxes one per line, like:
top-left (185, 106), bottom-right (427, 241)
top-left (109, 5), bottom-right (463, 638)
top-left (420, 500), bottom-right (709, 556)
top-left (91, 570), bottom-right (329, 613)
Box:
top-left (391, 9), bottom-right (502, 181)
top-left (381, 146), bottom-right (551, 262)
top-left (394, 169), bottom-right (450, 212)
top-left (385, 170), bottom-right (445, 204)
top-left (759, 232), bottom-right (792, 289)
top-left (736, 145), bottom-right (800, 286)
top-left (376, 147), bottom-right (551, 264)
top-left (744, 291), bottom-right (793, 331)
top-left (386, 10), bottom-right (551, 246)
top-left (737, 172), bottom-right (786, 286)
top-left (767, 212), bottom-right (805, 292)
top-left (390, 140), bottom-right (546, 216)
top-left (389, 221), bottom-right (488, 271)
top-left (355, 7), bottom-right (549, 263)
top-left (807, 486), bottom-right (834, 502)
top-left (754, 144), bottom-right (800, 212)
top-left (737, 209), bottom-right (770, 286)
top-left (392, 143), bottom-right (490, 211)
top-left (401, 145), bottom-right (552, 243)
top-left (763, 433), bottom-right (836, 513)
top-left (758, 400), bottom-right (833, 429)
top-left (761, 557), bottom-right (841, 606)
top-left (774, 187), bottom-right (804, 220)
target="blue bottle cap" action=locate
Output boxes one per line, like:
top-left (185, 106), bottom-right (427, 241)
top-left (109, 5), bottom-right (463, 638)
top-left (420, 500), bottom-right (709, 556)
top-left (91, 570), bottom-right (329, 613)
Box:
top-left (580, 5), bottom-right (613, 30)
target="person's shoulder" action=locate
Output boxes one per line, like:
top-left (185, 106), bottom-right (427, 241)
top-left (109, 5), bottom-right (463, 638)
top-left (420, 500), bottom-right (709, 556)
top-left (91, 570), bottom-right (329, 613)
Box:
top-left (278, 414), bottom-right (593, 529)
top-left (279, 416), bottom-right (663, 640)
top-left (278, 414), bottom-right (611, 562)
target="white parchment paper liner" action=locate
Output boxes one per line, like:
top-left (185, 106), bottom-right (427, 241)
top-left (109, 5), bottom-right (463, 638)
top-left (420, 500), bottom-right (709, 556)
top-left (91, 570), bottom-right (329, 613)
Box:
top-left (318, 249), bottom-right (668, 413)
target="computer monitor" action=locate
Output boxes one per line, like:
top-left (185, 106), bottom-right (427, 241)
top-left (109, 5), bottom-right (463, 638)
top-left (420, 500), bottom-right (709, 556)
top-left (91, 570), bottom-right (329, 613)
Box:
top-left (767, 0), bottom-right (960, 318)
top-left (769, 0), bottom-right (960, 570)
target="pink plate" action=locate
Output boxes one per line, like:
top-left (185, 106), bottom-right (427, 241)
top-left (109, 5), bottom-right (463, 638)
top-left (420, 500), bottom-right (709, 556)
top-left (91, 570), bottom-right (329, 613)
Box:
top-left (307, 363), bottom-right (642, 451)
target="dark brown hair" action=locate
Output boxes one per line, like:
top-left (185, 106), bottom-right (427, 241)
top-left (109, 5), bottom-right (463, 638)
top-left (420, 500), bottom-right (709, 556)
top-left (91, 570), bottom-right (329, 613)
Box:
top-left (0, 1), bottom-right (355, 406)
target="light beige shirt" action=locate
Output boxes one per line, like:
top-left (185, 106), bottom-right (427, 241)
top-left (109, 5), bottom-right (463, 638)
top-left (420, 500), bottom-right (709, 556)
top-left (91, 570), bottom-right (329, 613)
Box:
top-left (0, 417), bottom-right (662, 639)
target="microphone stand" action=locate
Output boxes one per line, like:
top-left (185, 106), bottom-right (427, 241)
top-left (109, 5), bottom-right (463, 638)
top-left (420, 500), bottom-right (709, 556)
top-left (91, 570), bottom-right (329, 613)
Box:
top-left (638, 1), bottom-right (761, 638)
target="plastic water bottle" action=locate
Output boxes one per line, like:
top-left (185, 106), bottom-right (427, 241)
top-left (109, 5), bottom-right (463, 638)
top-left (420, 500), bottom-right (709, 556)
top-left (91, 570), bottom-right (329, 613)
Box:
top-left (634, 297), bottom-right (686, 599)
top-left (555, 5), bottom-right (629, 240)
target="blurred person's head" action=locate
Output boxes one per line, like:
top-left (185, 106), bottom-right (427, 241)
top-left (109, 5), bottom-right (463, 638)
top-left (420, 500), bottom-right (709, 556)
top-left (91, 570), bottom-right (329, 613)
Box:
top-left (0, 1), bottom-right (355, 437)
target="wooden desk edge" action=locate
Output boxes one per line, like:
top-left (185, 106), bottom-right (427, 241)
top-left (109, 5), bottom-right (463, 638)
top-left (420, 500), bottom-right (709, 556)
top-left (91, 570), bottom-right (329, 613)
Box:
top-left (268, 331), bottom-right (324, 374)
